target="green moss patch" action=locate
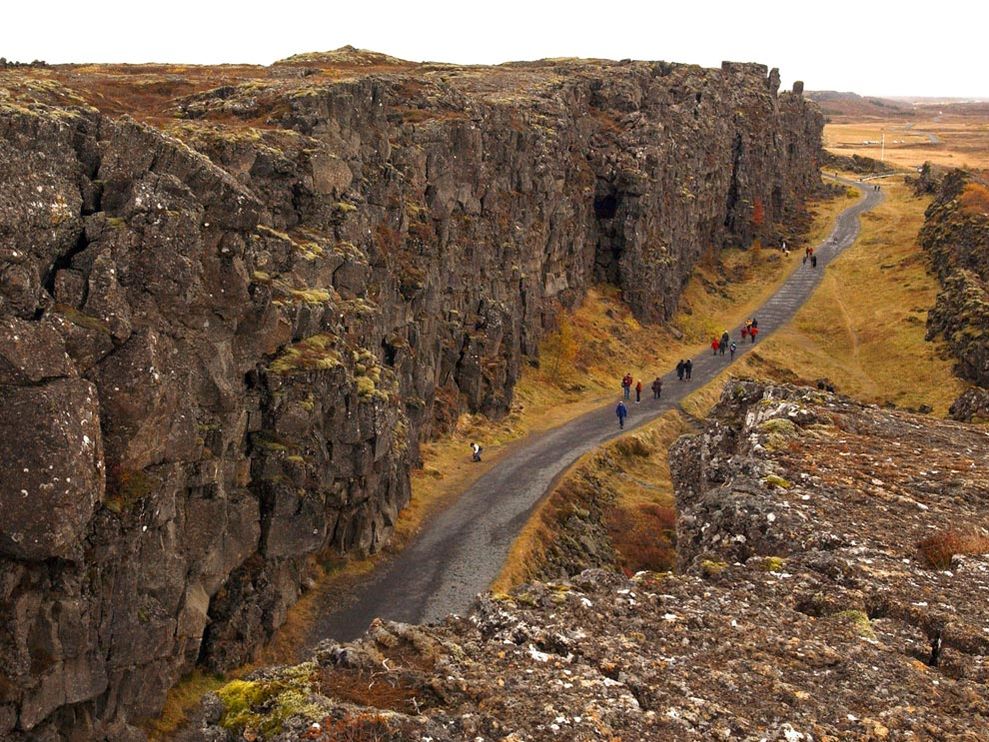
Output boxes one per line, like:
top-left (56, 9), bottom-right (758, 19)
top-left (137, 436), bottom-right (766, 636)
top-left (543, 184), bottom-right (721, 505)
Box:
top-left (217, 663), bottom-right (326, 736)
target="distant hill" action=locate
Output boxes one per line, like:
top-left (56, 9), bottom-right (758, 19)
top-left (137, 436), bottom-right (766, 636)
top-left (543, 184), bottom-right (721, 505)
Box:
top-left (806, 90), bottom-right (915, 118)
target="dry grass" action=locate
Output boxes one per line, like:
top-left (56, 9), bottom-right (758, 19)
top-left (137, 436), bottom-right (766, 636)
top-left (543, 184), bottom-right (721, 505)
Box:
top-left (731, 176), bottom-right (965, 414)
top-left (493, 411), bottom-right (695, 590)
top-left (960, 182), bottom-right (989, 216)
top-left (824, 115), bottom-right (989, 171)
top-left (917, 529), bottom-right (989, 569)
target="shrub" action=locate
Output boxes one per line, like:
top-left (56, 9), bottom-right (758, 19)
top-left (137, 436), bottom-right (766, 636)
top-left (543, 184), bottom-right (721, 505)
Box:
top-left (605, 503), bottom-right (676, 574)
top-left (917, 528), bottom-right (989, 569)
top-left (959, 182), bottom-right (989, 216)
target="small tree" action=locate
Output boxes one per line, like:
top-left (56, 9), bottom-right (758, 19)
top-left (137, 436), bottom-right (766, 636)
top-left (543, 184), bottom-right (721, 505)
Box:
top-left (544, 314), bottom-right (578, 380)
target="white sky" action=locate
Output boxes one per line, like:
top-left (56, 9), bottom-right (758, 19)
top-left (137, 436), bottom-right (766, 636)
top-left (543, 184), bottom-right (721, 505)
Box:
top-left (3, 1), bottom-right (985, 98)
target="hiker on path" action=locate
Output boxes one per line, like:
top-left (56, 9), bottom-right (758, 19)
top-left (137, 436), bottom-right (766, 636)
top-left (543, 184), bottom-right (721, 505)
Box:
top-left (685, 359), bottom-right (693, 380)
top-left (749, 325), bottom-right (759, 343)
top-left (676, 360), bottom-right (685, 382)
top-left (471, 442), bottom-right (483, 462)
top-left (616, 400), bottom-right (628, 429)
top-left (711, 337), bottom-right (720, 355)
top-left (729, 341), bottom-right (737, 359)
top-left (811, 254), bottom-right (818, 268)
top-left (751, 318), bottom-right (758, 330)
top-left (621, 373), bottom-right (632, 400)
top-left (741, 326), bottom-right (749, 342)
top-left (720, 330), bottom-right (730, 354)
top-left (635, 379), bottom-right (642, 403)
top-left (652, 377), bottom-right (663, 399)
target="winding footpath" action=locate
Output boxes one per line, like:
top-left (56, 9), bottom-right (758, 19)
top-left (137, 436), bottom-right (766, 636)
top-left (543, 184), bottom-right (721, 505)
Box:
top-left (308, 179), bottom-right (884, 644)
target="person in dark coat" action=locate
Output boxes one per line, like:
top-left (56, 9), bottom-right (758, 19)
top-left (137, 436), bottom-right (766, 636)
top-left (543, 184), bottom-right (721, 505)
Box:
top-left (616, 400), bottom-right (628, 429)
top-left (729, 341), bottom-right (737, 359)
top-left (811, 254), bottom-right (817, 268)
top-left (651, 377), bottom-right (663, 399)
top-left (720, 330), bottom-right (730, 354)
top-left (635, 379), bottom-right (642, 403)
top-left (621, 373), bottom-right (632, 400)
top-left (685, 359), bottom-right (693, 380)
top-left (676, 360), bottom-right (685, 381)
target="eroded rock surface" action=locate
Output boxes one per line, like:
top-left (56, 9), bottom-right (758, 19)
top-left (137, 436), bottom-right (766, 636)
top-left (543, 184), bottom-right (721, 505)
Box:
top-left (1, 50), bottom-right (822, 736)
top-left (200, 382), bottom-right (989, 740)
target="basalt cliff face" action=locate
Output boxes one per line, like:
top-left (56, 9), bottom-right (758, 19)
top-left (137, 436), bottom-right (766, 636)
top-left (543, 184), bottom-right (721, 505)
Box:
top-left (197, 382), bottom-right (989, 740)
top-left (0, 49), bottom-right (821, 736)
top-left (920, 170), bottom-right (989, 398)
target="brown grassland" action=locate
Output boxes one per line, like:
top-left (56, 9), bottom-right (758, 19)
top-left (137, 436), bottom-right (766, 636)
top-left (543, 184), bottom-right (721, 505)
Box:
top-left (824, 114), bottom-right (989, 172)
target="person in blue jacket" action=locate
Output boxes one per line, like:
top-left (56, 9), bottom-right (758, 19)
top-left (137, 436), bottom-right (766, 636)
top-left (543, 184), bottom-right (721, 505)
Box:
top-left (616, 400), bottom-right (628, 429)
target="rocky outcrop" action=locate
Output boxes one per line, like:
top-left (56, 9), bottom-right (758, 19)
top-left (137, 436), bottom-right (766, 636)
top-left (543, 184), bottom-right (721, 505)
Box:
top-left (198, 381), bottom-right (989, 740)
top-left (0, 51), bottom-right (822, 736)
top-left (905, 160), bottom-right (945, 195)
top-left (822, 151), bottom-right (892, 175)
top-left (949, 386), bottom-right (989, 422)
top-left (919, 169), bottom-right (989, 388)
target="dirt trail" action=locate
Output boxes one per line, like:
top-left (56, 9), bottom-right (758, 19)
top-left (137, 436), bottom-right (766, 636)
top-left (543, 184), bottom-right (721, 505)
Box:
top-left (304, 179), bottom-right (885, 645)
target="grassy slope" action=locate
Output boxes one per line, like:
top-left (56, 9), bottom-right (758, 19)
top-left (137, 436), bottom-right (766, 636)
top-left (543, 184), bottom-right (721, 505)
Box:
top-left (731, 176), bottom-right (965, 414)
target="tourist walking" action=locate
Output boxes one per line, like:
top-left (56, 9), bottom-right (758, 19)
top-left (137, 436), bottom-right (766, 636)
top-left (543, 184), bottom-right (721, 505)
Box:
top-left (676, 360), bottom-right (685, 382)
top-left (811, 254), bottom-right (817, 268)
top-left (471, 442), bottom-right (483, 462)
top-left (685, 359), bottom-right (693, 380)
top-left (749, 325), bottom-right (759, 343)
top-left (711, 337), bottom-right (720, 355)
top-left (651, 376), bottom-right (663, 399)
top-left (720, 330), bottom-right (730, 354)
top-left (621, 373), bottom-right (632, 400)
top-left (635, 379), bottom-right (642, 403)
top-left (616, 400), bottom-right (628, 429)
top-left (729, 341), bottom-right (737, 359)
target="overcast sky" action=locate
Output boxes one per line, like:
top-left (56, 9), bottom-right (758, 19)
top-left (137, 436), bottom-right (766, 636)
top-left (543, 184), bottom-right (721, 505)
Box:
top-left (4, 1), bottom-right (984, 98)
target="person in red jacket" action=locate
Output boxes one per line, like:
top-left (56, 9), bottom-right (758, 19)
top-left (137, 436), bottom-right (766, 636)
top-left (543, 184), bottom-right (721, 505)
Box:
top-left (749, 325), bottom-right (759, 343)
top-left (711, 337), bottom-right (719, 355)
top-left (635, 379), bottom-right (643, 403)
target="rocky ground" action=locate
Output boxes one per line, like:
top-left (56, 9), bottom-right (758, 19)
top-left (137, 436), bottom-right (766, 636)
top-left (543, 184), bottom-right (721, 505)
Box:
top-left (0, 48), bottom-right (824, 736)
top-left (197, 381), bottom-right (989, 740)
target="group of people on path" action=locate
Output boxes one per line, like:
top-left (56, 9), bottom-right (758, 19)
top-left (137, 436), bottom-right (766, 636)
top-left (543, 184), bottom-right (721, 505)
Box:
top-left (618, 318), bottom-right (761, 428)
top-left (617, 372), bottom-right (665, 428)
top-left (804, 245), bottom-right (818, 268)
top-left (621, 372), bottom-right (665, 405)
top-left (710, 329), bottom-right (738, 358)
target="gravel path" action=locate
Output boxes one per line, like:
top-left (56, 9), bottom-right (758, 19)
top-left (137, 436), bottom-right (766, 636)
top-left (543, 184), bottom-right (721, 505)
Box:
top-left (307, 180), bottom-right (884, 644)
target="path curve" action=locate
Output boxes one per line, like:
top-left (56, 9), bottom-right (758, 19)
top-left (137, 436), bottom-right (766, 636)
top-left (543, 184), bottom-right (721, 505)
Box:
top-left (308, 179), bottom-right (883, 644)
top-left (902, 122), bottom-right (942, 145)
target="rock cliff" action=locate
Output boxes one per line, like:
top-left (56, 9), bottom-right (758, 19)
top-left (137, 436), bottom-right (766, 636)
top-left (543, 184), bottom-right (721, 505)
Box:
top-left (197, 382), bottom-right (989, 740)
top-left (920, 169), bottom-right (989, 391)
top-left (0, 50), bottom-right (822, 736)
